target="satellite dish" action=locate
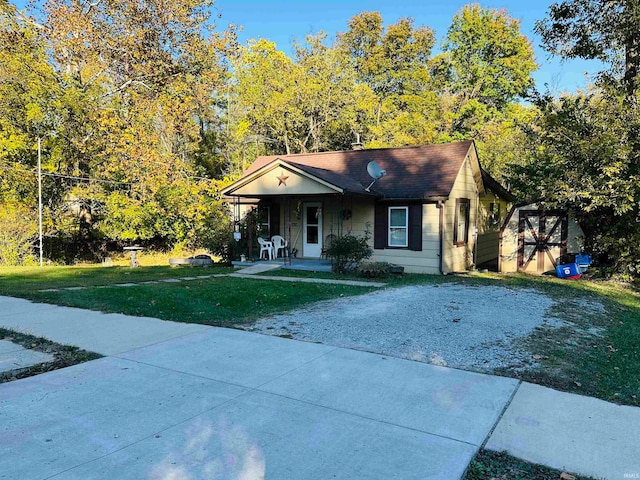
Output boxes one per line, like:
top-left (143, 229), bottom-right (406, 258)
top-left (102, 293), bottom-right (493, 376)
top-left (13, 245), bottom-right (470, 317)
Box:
top-left (365, 161), bottom-right (387, 192)
top-left (367, 161), bottom-right (386, 179)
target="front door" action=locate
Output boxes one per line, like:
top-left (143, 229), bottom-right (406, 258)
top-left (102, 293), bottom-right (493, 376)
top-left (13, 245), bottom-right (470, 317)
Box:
top-left (303, 203), bottom-right (322, 257)
top-left (517, 210), bottom-right (568, 273)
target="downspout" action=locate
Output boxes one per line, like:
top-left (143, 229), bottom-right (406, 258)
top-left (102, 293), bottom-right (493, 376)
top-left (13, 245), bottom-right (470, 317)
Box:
top-left (437, 201), bottom-right (444, 274)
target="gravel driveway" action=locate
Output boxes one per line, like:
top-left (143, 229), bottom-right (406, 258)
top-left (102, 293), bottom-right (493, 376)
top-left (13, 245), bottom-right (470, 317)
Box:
top-left (247, 283), bottom-right (567, 372)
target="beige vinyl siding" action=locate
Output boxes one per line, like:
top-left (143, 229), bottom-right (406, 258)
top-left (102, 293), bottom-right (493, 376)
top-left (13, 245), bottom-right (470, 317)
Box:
top-left (442, 157), bottom-right (479, 273)
top-left (342, 197), bottom-right (374, 238)
top-left (500, 208), bottom-right (520, 273)
top-left (476, 191), bottom-right (510, 266)
top-left (232, 165), bottom-right (339, 196)
top-left (371, 203), bottom-right (440, 274)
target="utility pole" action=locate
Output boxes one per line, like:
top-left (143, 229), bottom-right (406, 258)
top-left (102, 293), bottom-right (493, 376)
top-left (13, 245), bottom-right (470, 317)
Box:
top-left (37, 136), bottom-right (43, 267)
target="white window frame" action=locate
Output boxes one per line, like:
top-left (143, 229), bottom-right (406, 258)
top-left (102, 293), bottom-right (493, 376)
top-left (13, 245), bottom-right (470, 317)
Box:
top-left (388, 206), bottom-right (409, 247)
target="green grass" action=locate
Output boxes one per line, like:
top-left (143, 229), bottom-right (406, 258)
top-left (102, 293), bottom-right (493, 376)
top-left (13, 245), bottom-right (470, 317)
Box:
top-left (464, 450), bottom-right (598, 480)
top-left (1, 264), bottom-right (638, 406)
top-left (0, 264), bottom-right (235, 294)
top-left (1, 271), bottom-right (374, 328)
top-left (1, 328), bottom-right (102, 383)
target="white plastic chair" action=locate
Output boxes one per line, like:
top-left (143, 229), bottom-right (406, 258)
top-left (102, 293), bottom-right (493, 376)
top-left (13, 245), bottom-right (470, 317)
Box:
top-left (257, 237), bottom-right (273, 260)
top-left (271, 235), bottom-right (288, 258)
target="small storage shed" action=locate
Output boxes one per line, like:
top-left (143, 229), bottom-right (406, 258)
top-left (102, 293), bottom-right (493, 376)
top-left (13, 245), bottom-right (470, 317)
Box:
top-left (499, 203), bottom-right (585, 274)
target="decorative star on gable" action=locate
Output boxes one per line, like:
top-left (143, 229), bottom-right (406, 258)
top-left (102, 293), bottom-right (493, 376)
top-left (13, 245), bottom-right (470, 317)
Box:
top-left (277, 173), bottom-right (289, 186)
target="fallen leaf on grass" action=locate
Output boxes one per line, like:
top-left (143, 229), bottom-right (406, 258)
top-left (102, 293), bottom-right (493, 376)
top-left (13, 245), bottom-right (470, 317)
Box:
top-left (574, 381), bottom-right (582, 387)
top-left (560, 473), bottom-right (576, 480)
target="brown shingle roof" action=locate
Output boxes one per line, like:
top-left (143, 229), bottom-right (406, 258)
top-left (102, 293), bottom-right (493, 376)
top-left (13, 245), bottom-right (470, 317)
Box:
top-left (240, 140), bottom-right (475, 199)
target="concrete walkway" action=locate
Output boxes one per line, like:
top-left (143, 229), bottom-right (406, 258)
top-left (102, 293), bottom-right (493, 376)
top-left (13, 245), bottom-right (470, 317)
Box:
top-left (229, 272), bottom-right (386, 287)
top-left (0, 339), bottom-right (53, 373)
top-left (0, 296), bottom-right (638, 480)
top-left (0, 296), bottom-right (209, 355)
top-left (37, 268), bottom-right (385, 292)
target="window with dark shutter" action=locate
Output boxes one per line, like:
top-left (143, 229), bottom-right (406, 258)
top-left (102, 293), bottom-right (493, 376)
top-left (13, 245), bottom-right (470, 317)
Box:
top-left (374, 204), bottom-right (387, 249)
top-left (374, 203), bottom-right (422, 250)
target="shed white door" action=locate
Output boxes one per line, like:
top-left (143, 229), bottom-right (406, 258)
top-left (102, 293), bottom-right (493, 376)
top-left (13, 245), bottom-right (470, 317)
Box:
top-left (303, 203), bottom-right (322, 258)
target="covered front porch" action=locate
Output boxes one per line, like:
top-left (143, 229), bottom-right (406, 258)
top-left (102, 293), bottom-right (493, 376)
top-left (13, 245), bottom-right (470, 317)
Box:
top-left (234, 195), bottom-right (373, 260)
top-left (223, 158), bottom-right (376, 262)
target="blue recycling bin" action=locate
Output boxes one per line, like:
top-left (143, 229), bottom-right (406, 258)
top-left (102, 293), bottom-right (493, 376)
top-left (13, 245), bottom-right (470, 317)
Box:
top-left (556, 263), bottom-right (581, 279)
top-left (575, 254), bottom-right (592, 273)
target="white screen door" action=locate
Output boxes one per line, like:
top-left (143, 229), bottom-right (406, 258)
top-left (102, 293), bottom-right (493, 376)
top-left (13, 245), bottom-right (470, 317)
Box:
top-left (303, 203), bottom-right (322, 257)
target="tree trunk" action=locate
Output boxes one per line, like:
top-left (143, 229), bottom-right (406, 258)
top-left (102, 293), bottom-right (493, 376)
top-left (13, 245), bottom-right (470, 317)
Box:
top-left (624, 0), bottom-right (640, 94)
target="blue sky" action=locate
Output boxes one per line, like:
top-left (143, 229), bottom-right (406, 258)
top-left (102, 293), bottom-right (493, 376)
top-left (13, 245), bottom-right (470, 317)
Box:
top-left (12, 0), bottom-right (602, 93)
top-left (213, 0), bottom-right (601, 94)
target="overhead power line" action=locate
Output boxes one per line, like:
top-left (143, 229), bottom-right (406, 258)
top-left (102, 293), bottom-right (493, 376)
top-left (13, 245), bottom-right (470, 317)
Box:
top-left (0, 160), bottom-right (213, 183)
top-left (0, 162), bottom-right (131, 185)
top-left (42, 172), bottom-right (133, 185)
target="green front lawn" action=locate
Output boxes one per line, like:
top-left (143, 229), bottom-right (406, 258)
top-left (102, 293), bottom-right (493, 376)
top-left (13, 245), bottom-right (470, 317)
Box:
top-left (0, 264), bottom-right (235, 294)
top-left (0, 267), bottom-right (373, 328)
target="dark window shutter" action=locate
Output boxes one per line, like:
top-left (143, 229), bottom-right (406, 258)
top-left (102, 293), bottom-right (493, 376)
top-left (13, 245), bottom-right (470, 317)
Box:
top-left (408, 203), bottom-right (422, 251)
top-left (374, 204), bottom-right (387, 249)
top-left (270, 203), bottom-right (280, 237)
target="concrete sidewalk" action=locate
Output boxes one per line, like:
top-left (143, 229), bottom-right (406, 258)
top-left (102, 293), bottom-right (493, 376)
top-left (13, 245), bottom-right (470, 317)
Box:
top-left (487, 382), bottom-right (640, 479)
top-left (0, 296), bottom-right (638, 479)
top-left (0, 296), bottom-right (209, 355)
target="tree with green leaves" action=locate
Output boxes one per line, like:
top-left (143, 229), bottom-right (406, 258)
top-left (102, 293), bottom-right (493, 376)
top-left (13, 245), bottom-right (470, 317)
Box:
top-left (293, 33), bottom-right (364, 152)
top-left (438, 4), bottom-right (537, 110)
top-left (431, 4), bottom-right (538, 175)
top-left (508, 88), bottom-right (640, 277)
top-left (0, 3), bottom-right (58, 185)
top-left (509, 0), bottom-right (640, 278)
top-left (536, 0), bottom-right (640, 93)
top-left (232, 35), bottom-right (367, 155)
top-left (0, 0), bottom-right (238, 262)
top-left (42, 0), bottom-right (236, 251)
top-left (337, 12), bottom-right (439, 147)
top-left (232, 39), bottom-right (302, 156)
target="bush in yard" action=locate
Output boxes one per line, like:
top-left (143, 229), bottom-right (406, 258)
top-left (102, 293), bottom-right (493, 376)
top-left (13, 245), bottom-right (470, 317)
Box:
top-left (204, 212), bottom-right (235, 264)
top-left (325, 233), bottom-right (372, 274)
top-left (0, 202), bottom-right (37, 265)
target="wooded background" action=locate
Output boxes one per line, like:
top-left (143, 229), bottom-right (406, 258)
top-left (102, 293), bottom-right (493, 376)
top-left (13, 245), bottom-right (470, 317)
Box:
top-left (1, 0), bottom-right (639, 278)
